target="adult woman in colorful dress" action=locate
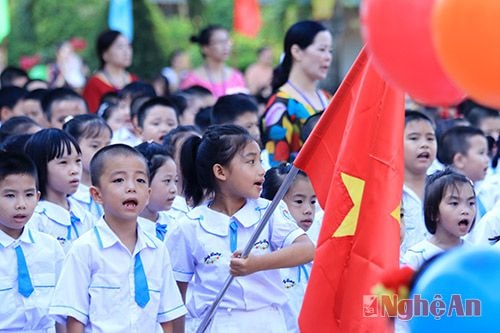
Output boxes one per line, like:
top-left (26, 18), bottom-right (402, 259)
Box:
top-left (262, 21), bottom-right (333, 166)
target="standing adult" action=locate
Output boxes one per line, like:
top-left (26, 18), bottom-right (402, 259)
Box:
top-left (261, 21), bottom-right (333, 166)
top-left (179, 25), bottom-right (247, 98)
top-left (82, 30), bottom-right (138, 113)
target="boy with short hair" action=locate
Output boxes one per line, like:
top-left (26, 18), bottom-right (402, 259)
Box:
top-left (42, 87), bottom-right (87, 129)
top-left (211, 93), bottom-right (271, 170)
top-left (437, 125), bottom-right (495, 243)
top-left (0, 151), bottom-right (65, 332)
top-left (49, 144), bottom-right (186, 333)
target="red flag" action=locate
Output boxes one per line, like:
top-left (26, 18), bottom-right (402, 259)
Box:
top-left (294, 47), bottom-right (404, 332)
top-left (233, 0), bottom-right (262, 38)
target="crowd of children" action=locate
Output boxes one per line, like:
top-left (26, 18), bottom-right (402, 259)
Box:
top-left (0, 18), bottom-right (499, 333)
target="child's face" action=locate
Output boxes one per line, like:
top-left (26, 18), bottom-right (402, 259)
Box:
top-left (140, 106), bottom-right (178, 144)
top-left (283, 176), bottom-right (317, 231)
top-left (146, 159), bottom-right (178, 214)
top-left (234, 112), bottom-right (261, 145)
top-left (22, 99), bottom-right (48, 127)
top-left (455, 135), bottom-right (490, 182)
top-left (0, 174), bottom-right (40, 238)
top-left (91, 155), bottom-right (150, 223)
top-left (479, 116), bottom-right (500, 142)
top-left (436, 182), bottom-right (475, 240)
top-left (404, 120), bottom-right (436, 176)
top-left (46, 146), bottom-right (82, 197)
top-left (80, 132), bottom-right (112, 174)
top-left (106, 104), bottom-right (131, 133)
top-left (220, 140), bottom-right (265, 200)
top-left (50, 99), bottom-right (86, 129)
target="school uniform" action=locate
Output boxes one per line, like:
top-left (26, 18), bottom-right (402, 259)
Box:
top-left (466, 180), bottom-right (499, 244)
top-left (400, 185), bottom-right (429, 257)
top-left (170, 195), bottom-right (190, 221)
top-left (137, 211), bottom-right (177, 243)
top-left (473, 201), bottom-right (500, 246)
top-left (27, 198), bottom-right (96, 252)
top-left (0, 227), bottom-right (64, 332)
top-left (71, 183), bottom-right (103, 219)
top-left (401, 239), bottom-right (471, 270)
top-left (279, 262), bottom-right (312, 333)
top-left (49, 218), bottom-right (187, 333)
top-left (167, 198), bottom-right (305, 333)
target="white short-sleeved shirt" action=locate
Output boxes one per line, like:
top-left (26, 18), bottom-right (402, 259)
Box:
top-left (466, 180), bottom-right (499, 244)
top-left (27, 198), bottom-right (97, 252)
top-left (279, 262), bottom-right (311, 333)
top-left (401, 239), bottom-right (471, 270)
top-left (170, 195), bottom-right (191, 222)
top-left (472, 201), bottom-right (500, 246)
top-left (0, 227), bottom-right (64, 332)
top-left (71, 183), bottom-right (103, 219)
top-left (400, 185), bottom-right (429, 257)
top-left (138, 211), bottom-right (178, 243)
top-left (167, 198), bottom-right (305, 318)
top-left (49, 219), bottom-right (187, 333)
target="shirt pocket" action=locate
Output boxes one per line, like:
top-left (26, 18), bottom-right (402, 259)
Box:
top-left (0, 276), bottom-right (17, 316)
top-left (143, 277), bottom-right (162, 322)
top-left (88, 274), bottom-right (122, 321)
top-left (26, 273), bottom-right (56, 328)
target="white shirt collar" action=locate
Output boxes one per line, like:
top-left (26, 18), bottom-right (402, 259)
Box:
top-left (35, 200), bottom-right (71, 226)
top-left (187, 199), bottom-right (270, 236)
top-left (93, 218), bottom-right (159, 253)
top-left (72, 183), bottom-right (92, 204)
top-left (0, 227), bottom-right (35, 248)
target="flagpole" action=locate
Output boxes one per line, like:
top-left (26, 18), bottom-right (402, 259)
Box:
top-left (196, 165), bottom-right (300, 333)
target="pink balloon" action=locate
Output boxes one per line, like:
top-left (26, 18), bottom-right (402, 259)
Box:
top-left (360, 0), bottom-right (465, 107)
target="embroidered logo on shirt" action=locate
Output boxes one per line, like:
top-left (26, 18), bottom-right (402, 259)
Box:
top-left (204, 252), bottom-right (222, 264)
top-left (282, 278), bottom-right (296, 289)
top-left (253, 239), bottom-right (270, 250)
top-left (56, 237), bottom-right (67, 246)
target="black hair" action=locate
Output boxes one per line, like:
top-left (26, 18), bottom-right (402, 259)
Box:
top-left (190, 24), bottom-right (227, 57)
top-left (272, 20), bottom-right (328, 91)
top-left (180, 124), bottom-right (255, 206)
top-left (465, 106), bottom-right (499, 129)
top-left (90, 144), bottom-right (148, 187)
top-left (405, 110), bottom-right (436, 128)
top-left (300, 112), bottom-right (323, 143)
top-left (23, 79), bottom-right (49, 91)
top-left (0, 66), bottom-right (29, 88)
top-left (194, 106), bottom-right (213, 133)
top-left (96, 29), bottom-right (122, 69)
top-left (41, 87), bottom-right (87, 121)
top-left (424, 168), bottom-right (476, 234)
top-left (24, 128), bottom-right (82, 198)
top-left (0, 116), bottom-right (40, 144)
top-left (211, 93), bottom-right (258, 125)
top-left (0, 150), bottom-right (38, 188)
top-left (137, 97), bottom-right (179, 128)
top-left (24, 88), bottom-right (48, 102)
top-left (437, 126), bottom-right (486, 165)
top-left (182, 85), bottom-right (213, 98)
top-left (0, 134), bottom-right (33, 153)
top-left (135, 141), bottom-right (174, 182)
top-left (118, 81), bottom-right (156, 100)
top-left (0, 86), bottom-right (28, 109)
top-left (162, 125), bottom-right (202, 156)
top-left (63, 114), bottom-right (113, 143)
top-left (261, 163), bottom-right (307, 200)
top-left (130, 95), bottom-right (150, 121)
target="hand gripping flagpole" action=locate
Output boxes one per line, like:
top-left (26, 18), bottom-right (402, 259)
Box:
top-left (196, 165), bottom-right (300, 333)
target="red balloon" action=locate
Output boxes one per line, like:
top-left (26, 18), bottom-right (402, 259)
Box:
top-left (433, 0), bottom-right (500, 108)
top-left (360, 0), bottom-right (465, 107)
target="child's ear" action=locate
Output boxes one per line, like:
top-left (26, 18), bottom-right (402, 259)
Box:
top-left (212, 163), bottom-right (227, 181)
top-left (453, 153), bottom-right (467, 170)
top-left (90, 186), bottom-right (103, 205)
top-left (36, 191), bottom-right (41, 202)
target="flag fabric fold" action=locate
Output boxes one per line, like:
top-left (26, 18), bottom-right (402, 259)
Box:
top-left (294, 47), bottom-right (404, 332)
top-left (233, 0), bottom-right (262, 38)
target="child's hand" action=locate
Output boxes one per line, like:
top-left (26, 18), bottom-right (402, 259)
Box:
top-left (229, 251), bottom-right (259, 276)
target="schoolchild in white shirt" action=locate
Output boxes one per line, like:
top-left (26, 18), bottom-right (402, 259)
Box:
top-left (261, 163), bottom-right (317, 333)
top-left (0, 151), bottom-right (65, 332)
top-left (400, 111), bottom-right (437, 257)
top-left (24, 129), bottom-right (96, 252)
top-left (49, 144), bottom-right (186, 333)
top-left (136, 142), bottom-right (178, 242)
top-left (64, 114), bottom-right (112, 219)
top-left (168, 125), bottom-right (315, 333)
top-left (401, 169), bottom-right (476, 271)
